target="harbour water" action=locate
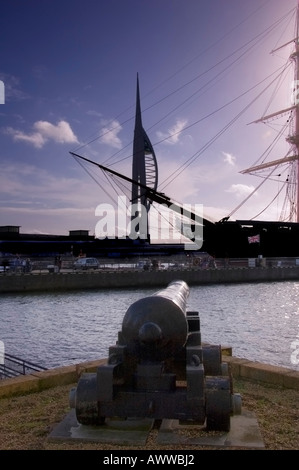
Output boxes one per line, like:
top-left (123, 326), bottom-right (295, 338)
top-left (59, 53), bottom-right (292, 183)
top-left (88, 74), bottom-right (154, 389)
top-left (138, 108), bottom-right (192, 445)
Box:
top-left (1, 280), bottom-right (299, 371)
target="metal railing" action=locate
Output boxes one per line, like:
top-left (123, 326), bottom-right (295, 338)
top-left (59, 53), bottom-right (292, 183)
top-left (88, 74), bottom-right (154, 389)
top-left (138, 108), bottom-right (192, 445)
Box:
top-left (1, 255), bottom-right (299, 275)
top-left (0, 353), bottom-right (47, 379)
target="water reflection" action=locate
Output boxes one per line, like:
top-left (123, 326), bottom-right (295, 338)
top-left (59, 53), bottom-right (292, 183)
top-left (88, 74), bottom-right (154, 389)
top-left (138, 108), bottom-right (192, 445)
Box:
top-left (0, 282), bottom-right (298, 371)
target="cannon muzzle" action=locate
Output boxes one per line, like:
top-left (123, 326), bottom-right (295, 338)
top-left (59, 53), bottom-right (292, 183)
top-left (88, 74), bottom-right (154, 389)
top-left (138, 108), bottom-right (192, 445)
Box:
top-left (121, 280), bottom-right (189, 361)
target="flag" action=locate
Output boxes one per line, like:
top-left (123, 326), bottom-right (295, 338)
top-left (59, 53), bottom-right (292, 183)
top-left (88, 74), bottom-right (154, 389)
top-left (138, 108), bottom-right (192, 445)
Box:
top-left (248, 234), bottom-right (260, 244)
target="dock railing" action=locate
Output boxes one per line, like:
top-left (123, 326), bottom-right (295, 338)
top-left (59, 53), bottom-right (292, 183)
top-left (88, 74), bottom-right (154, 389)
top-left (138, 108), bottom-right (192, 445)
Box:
top-left (0, 352), bottom-right (47, 379)
top-left (1, 255), bottom-right (299, 274)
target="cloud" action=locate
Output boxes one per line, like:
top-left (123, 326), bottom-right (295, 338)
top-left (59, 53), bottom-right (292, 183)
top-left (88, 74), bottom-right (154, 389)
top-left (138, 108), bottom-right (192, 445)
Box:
top-left (99, 120), bottom-right (122, 149)
top-left (5, 120), bottom-right (79, 148)
top-left (223, 151), bottom-right (236, 166)
top-left (86, 110), bottom-right (102, 118)
top-left (0, 161), bottom-right (127, 234)
top-left (5, 128), bottom-right (45, 148)
top-left (226, 183), bottom-right (256, 198)
top-left (156, 119), bottom-right (188, 145)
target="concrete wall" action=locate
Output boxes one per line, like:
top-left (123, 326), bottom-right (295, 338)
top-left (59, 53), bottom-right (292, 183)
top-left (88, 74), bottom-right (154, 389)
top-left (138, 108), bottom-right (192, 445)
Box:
top-left (1, 266), bottom-right (299, 293)
top-left (0, 354), bottom-right (298, 399)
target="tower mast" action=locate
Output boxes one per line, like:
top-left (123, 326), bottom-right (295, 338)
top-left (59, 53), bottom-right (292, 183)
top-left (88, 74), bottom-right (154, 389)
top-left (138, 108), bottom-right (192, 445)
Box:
top-left (131, 74), bottom-right (148, 239)
top-left (130, 74), bottom-right (158, 240)
top-left (132, 75), bottom-right (147, 207)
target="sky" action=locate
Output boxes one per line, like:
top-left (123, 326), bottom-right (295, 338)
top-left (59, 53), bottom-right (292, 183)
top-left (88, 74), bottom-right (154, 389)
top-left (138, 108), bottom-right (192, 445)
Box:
top-left (1, 0), bottom-right (298, 237)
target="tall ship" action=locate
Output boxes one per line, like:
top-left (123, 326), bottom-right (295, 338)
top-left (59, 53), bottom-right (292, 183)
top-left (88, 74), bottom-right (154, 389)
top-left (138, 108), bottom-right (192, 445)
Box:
top-left (70, 2), bottom-right (299, 259)
top-left (1, 2), bottom-right (299, 260)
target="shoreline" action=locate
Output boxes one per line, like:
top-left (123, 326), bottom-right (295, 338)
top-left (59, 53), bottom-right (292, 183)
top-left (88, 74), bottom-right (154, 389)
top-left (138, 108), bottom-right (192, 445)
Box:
top-left (1, 265), bottom-right (299, 294)
top-left (1, 350), bottom-right (299, 399)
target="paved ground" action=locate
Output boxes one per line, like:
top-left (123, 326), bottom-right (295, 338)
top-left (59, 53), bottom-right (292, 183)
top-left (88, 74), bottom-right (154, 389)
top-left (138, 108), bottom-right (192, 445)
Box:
top-left (48, 408), bottom-right (265, 449)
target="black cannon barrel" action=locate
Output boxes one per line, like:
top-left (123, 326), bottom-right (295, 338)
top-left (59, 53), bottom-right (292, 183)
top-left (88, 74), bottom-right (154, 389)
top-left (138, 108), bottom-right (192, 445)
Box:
top-left (121, 280), bottom-right (189, 361)
top-left (70, 279), bottom-right (241, 431)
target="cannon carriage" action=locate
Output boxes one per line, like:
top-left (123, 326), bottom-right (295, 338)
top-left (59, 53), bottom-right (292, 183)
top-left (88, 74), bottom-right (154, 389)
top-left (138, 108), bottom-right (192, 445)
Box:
top-left (70, 280), bottom-right (241, 431)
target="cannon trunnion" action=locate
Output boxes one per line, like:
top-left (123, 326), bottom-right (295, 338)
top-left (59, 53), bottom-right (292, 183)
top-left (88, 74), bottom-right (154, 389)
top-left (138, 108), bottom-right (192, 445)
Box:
top-left (70, 280), bottom-right (241, 432)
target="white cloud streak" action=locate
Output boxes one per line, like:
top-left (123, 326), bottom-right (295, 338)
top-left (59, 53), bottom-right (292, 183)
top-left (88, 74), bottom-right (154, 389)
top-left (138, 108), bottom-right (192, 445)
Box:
top-left (5, 120), bottom-right (79, 148)
top-left (226, 183), bottom-right (256, 198)
top-left (156, 119), bottom-right (188, 144)
top-left (222, 151), bottom-right (236, 166)
top-left (99, 120), bottom-right (122, 149)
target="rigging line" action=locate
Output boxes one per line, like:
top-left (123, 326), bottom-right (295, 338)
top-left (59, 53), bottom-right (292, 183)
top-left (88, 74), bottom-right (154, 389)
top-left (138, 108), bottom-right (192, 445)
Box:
top-left (144, 26), bottom-right (279, 138)
top-left (271, 5), bottom-right (297, 54)
top-left (109, 61), bottom-right (290, 172)
top-left (71, 116), bottom-right (132, 157)
top-left (150, 202), bottom-right (204, 243)
top-left (139, 0), bottom-right (274, 103)
top-left (261, 109), bottom-right (294, 135)
top-left (71, 94), bottom-right (140, 155)
top-left (227, 164), bottom-right (279, 219)
top-left (250, 172), bottom-right (289, 184)
top-left (72, 155), bottom-right (119, 206)
top-left (262, 124), bottom-right (290, 163)
top-left (99, 157), bottom-right (148, 214)
top-left (71, 3), bottom-right (291, 162)
top-left (103, 163), bottom-right (147, 210)
top-left (251, 181), bottom-right (288, 220)
top-left (246, 154), bottom-right (292, 180)
top-left (159, 66), bottom-right (288, 191)
top-left (100, 167), bottom-right (129, 204)
top-left (71, 7), bottom-right (294, 178)
top-left (281, 166), bottom-right (297, 221)
top-left (109, 175), bottom-right (134, 205)
top-left (150, 203), bottom-right (182, 237)
top-left (118, 12), bottom-right (294, 172)
top-left (249, 118), bottom-right (293, 170)
top-left (148, 4), bottom-right (293, 112)
top-left (74, 43), bottom-right (255, 171)
top-left (106, 153), bottom-right (133, 168)
top-left (159, 62), bottom-right (288, 170)
top-left (102, 141), bottom-right (132, 167)
top-left (262, 62), bottom-right (292, 117)
top-left (141, 10), bottom-right (289, 136)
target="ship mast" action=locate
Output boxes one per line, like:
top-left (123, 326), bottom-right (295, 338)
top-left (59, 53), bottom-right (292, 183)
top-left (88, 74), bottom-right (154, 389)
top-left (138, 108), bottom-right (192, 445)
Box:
top-left (294, 2), bottom-right (299, 222)
top-left (286, 1), bottom-right (299, 222)
top-left (241, 3), bottom-right (299, 223)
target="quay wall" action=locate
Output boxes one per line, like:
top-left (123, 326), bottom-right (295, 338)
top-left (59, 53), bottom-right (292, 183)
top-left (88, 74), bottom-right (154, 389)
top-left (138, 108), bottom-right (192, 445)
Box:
top-left (1, 353), bottom-right (299, 399)
top-left (0, 266), bottom-right (299, 293)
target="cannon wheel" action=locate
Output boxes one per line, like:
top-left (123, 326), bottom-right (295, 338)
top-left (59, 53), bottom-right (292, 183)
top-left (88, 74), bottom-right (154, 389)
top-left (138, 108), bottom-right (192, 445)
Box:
top-left (75, 373), bottom-right (99, 425)
top-left (205, 377), bottom-right (232, 432)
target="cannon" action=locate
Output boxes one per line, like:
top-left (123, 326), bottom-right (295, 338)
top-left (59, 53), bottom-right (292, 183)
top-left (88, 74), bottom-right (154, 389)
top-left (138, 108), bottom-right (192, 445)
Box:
top-left (69, 280), bottom-right (241, 431)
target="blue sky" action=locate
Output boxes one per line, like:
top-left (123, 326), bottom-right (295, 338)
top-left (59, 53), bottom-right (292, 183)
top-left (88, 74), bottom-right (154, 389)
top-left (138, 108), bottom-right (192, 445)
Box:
top-left (0, 0), bottom-right (298, 236)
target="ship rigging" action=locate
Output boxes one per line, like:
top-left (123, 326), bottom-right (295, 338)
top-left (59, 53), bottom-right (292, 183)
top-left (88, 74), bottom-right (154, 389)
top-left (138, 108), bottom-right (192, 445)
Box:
top-left (237, 4), bottom-right (299, 223)
top-left (70, 3), bottom-right (299, 258)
